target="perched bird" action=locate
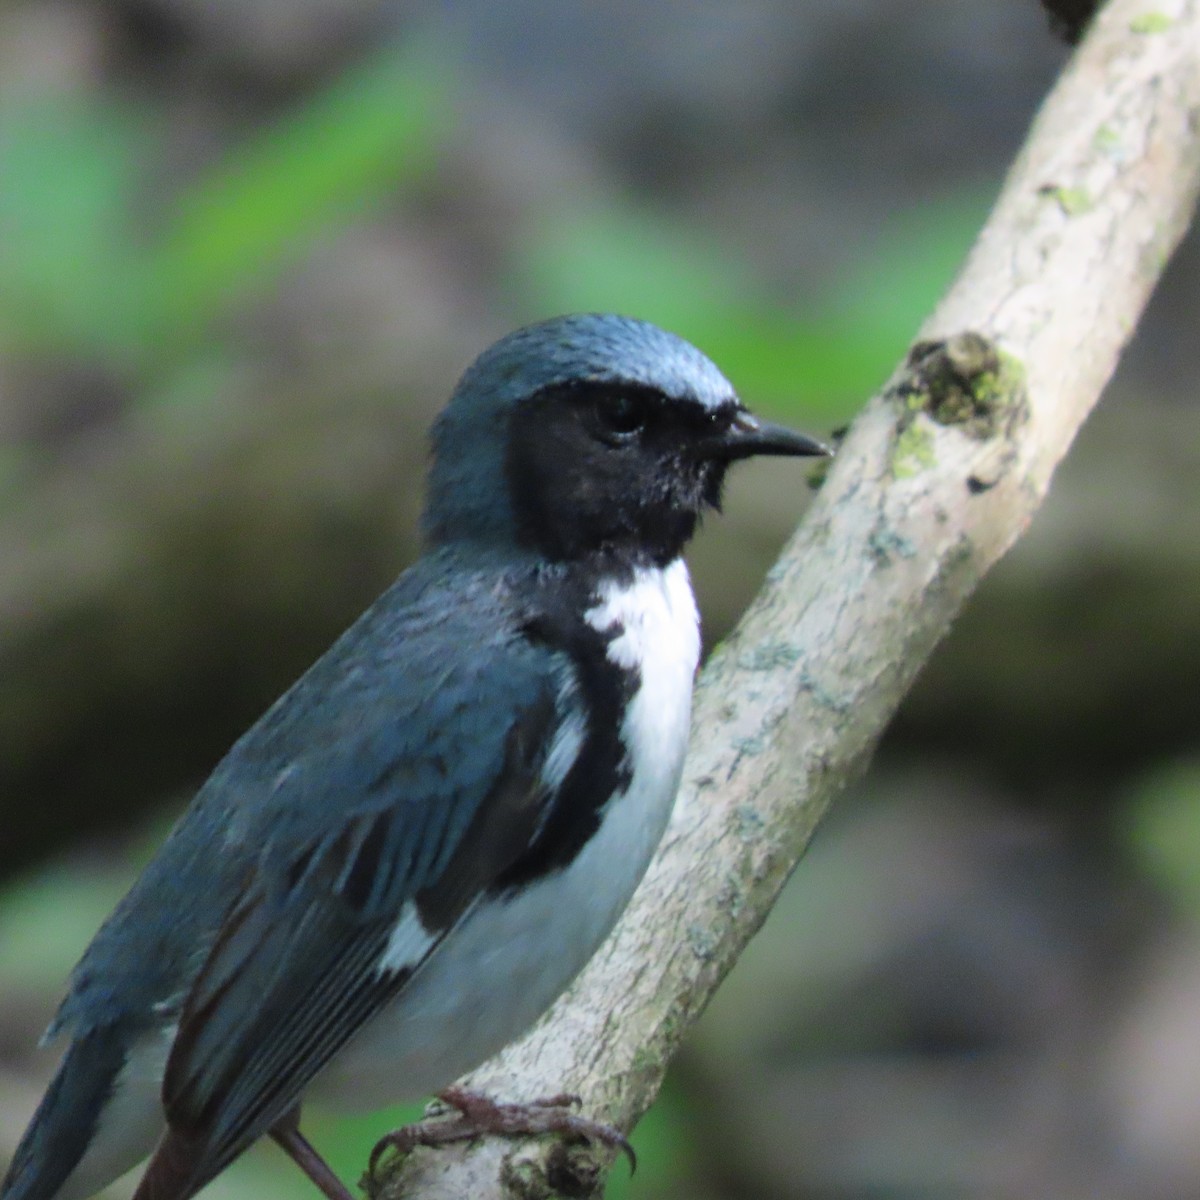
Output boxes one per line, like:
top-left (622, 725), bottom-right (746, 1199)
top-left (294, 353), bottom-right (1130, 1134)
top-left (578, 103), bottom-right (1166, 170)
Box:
top-left (2, 314), bottom-right (828, 1200)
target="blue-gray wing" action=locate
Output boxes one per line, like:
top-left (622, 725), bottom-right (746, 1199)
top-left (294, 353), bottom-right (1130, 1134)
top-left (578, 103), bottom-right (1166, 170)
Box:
top-left (134, 567), bottom-right (565, 1200)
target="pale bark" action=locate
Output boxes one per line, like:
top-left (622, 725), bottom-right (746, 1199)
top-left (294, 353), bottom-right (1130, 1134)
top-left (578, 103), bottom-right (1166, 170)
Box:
top-left (373, 2), bottom-right (1200, 1196)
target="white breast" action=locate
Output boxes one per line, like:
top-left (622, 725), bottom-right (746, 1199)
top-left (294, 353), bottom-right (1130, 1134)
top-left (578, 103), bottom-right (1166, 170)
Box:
top-left (585, 557), bottom-right (701, 825)
top-left (315, 558), bottom-right (700, 1107)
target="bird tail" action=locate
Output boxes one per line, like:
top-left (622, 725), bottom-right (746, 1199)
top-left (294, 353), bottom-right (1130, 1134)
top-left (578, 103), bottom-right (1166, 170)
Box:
top-left (2, 1027), bottom-right (134, 1200)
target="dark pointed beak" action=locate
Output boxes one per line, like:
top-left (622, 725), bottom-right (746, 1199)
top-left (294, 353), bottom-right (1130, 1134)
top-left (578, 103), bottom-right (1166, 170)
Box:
top-left (709, 410), bottom-right (832, 461)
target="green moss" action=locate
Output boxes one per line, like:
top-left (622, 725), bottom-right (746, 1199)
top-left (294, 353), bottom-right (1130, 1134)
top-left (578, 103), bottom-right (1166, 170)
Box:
top-left (895, 334), bottom-right (1027, 447)
top-left (629, 1043), bottom-right (660, 1082)
top-left (737, 641), bottom-right (801, 671)
top-left (1040, 184), bottom-right (1093, 215)
top-left (891, 420), bottom-right (936, 478)
top-left (868, 525), bottom-right (918, 564)
top-left (734, 803), bottom-right (765, 837)
top-left (732, 733), bottom-right (766, 757)
top-left (1130, 12), bottom-right (1172, 33)
top-left (686, 923), bottom-right (718, 961)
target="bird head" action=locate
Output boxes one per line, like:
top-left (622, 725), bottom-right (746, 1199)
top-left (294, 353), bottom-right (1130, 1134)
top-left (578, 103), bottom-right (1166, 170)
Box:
top-left (424, 314), bottom-right (828, 569)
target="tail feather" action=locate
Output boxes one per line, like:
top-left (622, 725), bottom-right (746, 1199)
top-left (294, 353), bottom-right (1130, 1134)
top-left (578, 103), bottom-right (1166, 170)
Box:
top-left (2, 1029), bottom-right (127, 1200)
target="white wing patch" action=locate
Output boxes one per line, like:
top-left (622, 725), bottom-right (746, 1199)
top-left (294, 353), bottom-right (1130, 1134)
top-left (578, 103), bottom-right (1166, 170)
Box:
top-left (541, 667), bottom-right (586, 794)
top-left (377, 900), bottom-right (437, 977)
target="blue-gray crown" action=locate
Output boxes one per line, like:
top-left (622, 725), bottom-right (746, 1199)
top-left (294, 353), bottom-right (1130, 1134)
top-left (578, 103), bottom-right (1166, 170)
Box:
top-left (423, 314), bottom-right (736, 548)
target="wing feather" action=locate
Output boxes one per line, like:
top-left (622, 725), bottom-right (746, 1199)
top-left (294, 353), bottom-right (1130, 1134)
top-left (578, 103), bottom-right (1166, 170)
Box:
top-left (150, 688), bottom-right (559, 1198)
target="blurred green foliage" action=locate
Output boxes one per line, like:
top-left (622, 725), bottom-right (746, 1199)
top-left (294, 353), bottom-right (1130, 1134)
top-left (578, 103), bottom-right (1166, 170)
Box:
top-left (0, 42), bottom-right (450, 374)
top-left (0, 857), bottom-right (134, 995)
top-left (0, 94), bottom-right (146, 360)
top-left (0, 32), bottom-right (987, 429)
top-left (1125, 757), bottom-right (1200, 917)
top-left (516, 190), bottom-right (990, 422)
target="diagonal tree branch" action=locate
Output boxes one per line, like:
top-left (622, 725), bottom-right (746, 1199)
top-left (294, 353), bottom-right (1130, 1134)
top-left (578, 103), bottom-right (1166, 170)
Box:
top-left (373, 2), bottom-right (1200, 1196)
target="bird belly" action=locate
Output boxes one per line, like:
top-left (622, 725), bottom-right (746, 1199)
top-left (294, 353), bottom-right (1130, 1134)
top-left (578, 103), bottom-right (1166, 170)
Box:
top-left (312, 744), bottom-right (682, 1107)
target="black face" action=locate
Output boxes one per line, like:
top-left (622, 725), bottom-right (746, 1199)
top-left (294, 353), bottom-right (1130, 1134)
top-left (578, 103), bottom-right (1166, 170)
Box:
top-left (505, 380), bottom-right (744, 569)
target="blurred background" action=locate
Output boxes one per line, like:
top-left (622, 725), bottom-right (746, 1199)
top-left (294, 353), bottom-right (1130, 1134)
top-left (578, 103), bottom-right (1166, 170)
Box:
top-left (1, 2), bottom-right (1198, 1198)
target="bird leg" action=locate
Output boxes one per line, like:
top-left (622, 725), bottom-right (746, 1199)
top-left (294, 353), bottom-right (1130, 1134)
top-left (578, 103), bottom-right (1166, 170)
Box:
top-left (368, 1086), bottom-right (636, 1175)
top-left (269, 1108), bottom-right (357, 1200)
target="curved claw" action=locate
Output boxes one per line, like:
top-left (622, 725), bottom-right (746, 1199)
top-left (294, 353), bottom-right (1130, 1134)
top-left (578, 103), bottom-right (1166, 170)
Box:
top-left (367, 1087), bottom-right (636, 1177)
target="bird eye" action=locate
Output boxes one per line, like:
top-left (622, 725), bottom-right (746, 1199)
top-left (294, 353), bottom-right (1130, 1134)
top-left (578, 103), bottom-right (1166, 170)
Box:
top-left (594, 394), bottom-right (645, 442)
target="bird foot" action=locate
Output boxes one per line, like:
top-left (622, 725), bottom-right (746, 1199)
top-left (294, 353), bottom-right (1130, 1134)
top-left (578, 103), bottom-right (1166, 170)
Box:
top-left (368, 1086), bottom-right (636, 1175)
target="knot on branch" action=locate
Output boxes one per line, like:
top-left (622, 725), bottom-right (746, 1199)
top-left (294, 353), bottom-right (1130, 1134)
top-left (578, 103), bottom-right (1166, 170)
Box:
top-left (901, 332), bottom-right (1026, 439)
top-left (503, 1140), bottom-right (608, 1199)
top-left (886, 332), bottom-right (1029, 485)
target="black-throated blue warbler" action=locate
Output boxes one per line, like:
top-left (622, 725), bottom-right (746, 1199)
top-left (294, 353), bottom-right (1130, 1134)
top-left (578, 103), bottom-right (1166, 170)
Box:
top-left (2, 314), bottom-right (828, 1200)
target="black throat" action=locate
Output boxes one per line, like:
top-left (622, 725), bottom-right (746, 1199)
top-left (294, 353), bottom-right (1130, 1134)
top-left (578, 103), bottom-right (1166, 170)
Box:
top-left (504, 381), bottom-right (728, 571)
